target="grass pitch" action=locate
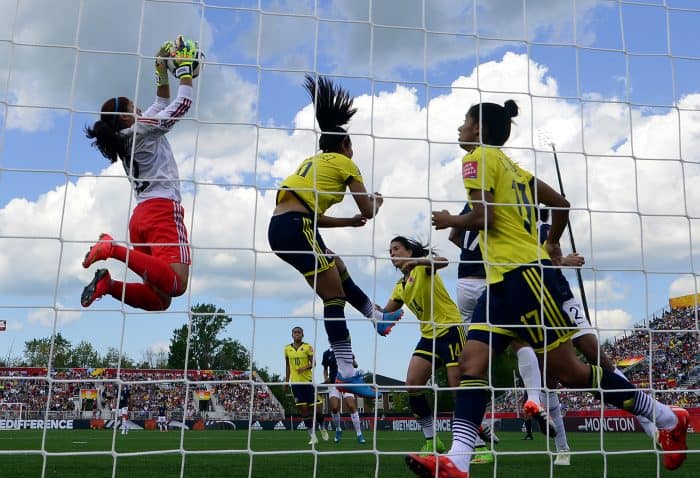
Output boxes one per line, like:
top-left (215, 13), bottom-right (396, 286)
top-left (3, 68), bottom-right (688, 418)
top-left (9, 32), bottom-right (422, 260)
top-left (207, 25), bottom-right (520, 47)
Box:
top-left (0, 430), bottom-right (696, 477)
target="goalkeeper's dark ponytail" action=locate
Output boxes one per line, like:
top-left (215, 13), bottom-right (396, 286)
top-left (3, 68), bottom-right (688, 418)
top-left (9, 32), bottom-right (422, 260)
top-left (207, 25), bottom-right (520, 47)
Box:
top-left (85, 96), bottom-right (130, 163)
top-left (304, 74), bottom-right (357, 153)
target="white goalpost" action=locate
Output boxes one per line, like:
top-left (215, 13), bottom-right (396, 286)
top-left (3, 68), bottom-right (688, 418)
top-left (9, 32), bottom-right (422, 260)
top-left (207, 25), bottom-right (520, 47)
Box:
top-left (0, 0), bottom-right (698, 477)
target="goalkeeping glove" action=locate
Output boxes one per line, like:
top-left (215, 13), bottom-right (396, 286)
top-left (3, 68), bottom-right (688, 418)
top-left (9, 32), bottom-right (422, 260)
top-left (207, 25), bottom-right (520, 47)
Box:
top-left (171, 35), bottom-right (198, 80)
top-left (155, 40), bottom-right (174, 87)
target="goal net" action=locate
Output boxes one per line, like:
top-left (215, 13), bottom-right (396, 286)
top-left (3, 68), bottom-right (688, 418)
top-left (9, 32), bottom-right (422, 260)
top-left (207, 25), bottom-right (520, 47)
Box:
top-left (0, 0), bottom-right (698, 477)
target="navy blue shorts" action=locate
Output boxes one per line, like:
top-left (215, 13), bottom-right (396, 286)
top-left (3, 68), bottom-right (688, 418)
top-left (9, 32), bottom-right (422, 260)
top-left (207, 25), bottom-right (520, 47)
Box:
top-left (553, 270), bottom-right (575, 302)
top-left (291, 383), bottom-right (322, 407)
top-left (268, 212), bottom-right (335, 277)
top-left (468, 262), bottom-right (576, 353)
top-left (413, 325), bottom-right (467, 368)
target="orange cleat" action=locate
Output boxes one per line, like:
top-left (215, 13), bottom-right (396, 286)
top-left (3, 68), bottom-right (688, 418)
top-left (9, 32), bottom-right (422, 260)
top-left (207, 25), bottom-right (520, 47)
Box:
top-left (405, 454), bottom-right (469, 478)
top-left (523, 399), bottom-right (557, 438)
top-left (657, 407), bottom-right (689, 471)
top-left (82, 233), bottom-right (114, 268)
top-left (81, 269), bottom-right (112, 307)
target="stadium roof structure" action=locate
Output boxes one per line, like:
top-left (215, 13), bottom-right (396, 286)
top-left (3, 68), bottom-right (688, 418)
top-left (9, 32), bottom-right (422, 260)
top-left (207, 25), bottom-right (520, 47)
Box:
top-left (373, 374), bottom-right (405, 390)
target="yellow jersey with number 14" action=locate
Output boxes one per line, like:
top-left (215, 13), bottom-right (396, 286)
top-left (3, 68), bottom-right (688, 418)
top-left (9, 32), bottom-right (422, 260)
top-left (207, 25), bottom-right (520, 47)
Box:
top-left (284, 342), bottom-right (314, 383)
top-left (277, 152), bottom-right (363, 216)
top-left (390, 266), bottom-right (462, 339)
top-left (462, 146), bottom-right (548, 284)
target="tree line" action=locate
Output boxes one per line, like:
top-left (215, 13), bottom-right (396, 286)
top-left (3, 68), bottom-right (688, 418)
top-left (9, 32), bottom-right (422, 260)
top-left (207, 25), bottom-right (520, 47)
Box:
top-left (5, 304), bottom-right (265, 373)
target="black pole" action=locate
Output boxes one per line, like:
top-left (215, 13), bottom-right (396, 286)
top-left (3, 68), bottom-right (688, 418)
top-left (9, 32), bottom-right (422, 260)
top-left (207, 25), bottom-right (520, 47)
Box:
top-left (550, 144), bottom-right (590, 319)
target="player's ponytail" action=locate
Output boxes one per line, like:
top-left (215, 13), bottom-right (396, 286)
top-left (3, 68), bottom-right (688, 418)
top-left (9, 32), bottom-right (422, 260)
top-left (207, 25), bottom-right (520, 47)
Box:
top-left (304, 74), bottom-right (357, 153)
top-left (84, 96), bottom-right (130, 163)
top-left (467, 99), bottom-right (519, 146)
top-left (391, 236), bottom-right (432, 258)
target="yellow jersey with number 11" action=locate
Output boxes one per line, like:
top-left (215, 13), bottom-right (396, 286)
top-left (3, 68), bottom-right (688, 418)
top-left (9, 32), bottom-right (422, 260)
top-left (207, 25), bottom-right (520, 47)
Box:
top-left (277, 152), bottom-right (363, 215)
top-left (462, 146), bottom-right (548, 284)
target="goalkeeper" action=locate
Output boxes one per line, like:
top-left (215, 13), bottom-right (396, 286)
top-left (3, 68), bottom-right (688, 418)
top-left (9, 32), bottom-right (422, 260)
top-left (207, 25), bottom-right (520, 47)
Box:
top-left (81, 36), bottom-right (198, 311)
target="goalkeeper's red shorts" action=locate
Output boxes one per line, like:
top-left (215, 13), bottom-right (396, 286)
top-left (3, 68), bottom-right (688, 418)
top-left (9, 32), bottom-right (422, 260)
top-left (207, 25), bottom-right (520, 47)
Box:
top-left (129, 198), bottom-right (191, 265)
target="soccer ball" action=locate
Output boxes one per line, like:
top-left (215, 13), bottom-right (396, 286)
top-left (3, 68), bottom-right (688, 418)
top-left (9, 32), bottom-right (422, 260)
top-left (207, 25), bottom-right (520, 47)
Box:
top-left (166, 47), bottom-right (204, 79)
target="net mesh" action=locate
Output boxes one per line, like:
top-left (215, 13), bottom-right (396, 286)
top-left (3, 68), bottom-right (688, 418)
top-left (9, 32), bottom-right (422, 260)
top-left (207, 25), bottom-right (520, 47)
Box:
top-left (0, 0), bottom-right (698, 476)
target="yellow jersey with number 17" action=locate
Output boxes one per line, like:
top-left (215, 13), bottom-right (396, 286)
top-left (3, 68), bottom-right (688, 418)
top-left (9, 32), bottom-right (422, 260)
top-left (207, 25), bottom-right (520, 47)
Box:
top-left (462, 146), bottom-right (548, 284)
top-left (284, 342), bottom-right (314, 383)
top-left (277, 152), bottom-right (364, 216)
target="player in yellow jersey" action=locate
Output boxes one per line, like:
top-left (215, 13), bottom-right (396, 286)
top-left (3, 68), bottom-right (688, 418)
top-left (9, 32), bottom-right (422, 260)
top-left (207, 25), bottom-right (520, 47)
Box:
top-left (269, 75), bottom-right (401, 399)
top-left (284, 326), bottom-right (329, 445)
top-left (379, 236), bottom-right (465, 456)
top-left (405, 101), bottom-right (688, 477)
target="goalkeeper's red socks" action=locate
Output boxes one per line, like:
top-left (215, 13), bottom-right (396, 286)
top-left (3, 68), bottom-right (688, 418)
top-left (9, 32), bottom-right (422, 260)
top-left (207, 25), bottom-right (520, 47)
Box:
top-left (110, 244), bottom-right (182, 295)
top-left (108, 281), bottom-right (168, 311)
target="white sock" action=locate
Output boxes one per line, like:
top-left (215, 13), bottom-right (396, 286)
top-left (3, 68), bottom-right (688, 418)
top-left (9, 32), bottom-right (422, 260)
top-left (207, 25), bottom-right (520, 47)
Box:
top-left (654, 401), bottom-right (678, 430)
top-left (350, 411), bottom-right (362, 435)
top-left (332, 412), bottom-right (341, 431)
top-left (448, 420), bottom-right (479, 473)
top-left (418, 416), bottom-right (435, 439)
top-left (372, 308), bottom-right (384, 320)
top-left (332, 340), bottom-right (356, 378)
top-left (613, 367), bottom-right (657, 437)
top-left (517, 347), bottom-right (542, 406)
top-left (546, 391), bottom-right (569, 452)
top-left (474, 437), bottom-right (486, 447)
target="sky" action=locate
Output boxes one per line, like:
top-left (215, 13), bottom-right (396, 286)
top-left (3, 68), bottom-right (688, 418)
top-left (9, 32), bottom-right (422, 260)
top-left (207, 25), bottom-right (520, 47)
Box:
top-left (1, 0), bottom-right (700, 385)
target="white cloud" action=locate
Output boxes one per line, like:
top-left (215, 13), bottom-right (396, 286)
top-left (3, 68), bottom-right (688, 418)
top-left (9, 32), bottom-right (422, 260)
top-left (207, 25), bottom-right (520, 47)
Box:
top-left (668, 276), bottom-right (700, 298)
top-left (589, 308), bottom-right (636, 341)
top-left (252, 0), bottom-right (605, 78)
top-left (27, 307), bottom-right (82, 328)
top-left (0, 0), bottom-right (217, 133)
top-left (146, 341), bottom-right (169, 354)
top-left (5, 320), bottom-right (23, 331)
top-left (582, 276), bottom-right (627, 304)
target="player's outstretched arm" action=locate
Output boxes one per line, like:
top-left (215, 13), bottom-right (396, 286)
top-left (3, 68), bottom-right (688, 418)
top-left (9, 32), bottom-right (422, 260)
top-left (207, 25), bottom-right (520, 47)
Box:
top-left (432, 190), bottom-right (493, 230)
top-left (317, 214), bottom-right (367, 228)
top-left (155, 40), bottom-right (174, 99)
top-left (381, 298), bottom-right (403, 314)
top-left (348, 179), bottom-right (382, 219)
top-left (560, 252), bottom-right (584, 267)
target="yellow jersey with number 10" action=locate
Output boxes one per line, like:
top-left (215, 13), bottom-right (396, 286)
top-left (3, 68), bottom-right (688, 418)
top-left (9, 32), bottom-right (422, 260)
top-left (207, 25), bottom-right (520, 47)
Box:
top-left (462, 146), bottom-right (548, 284)
top-left (284, 342), bottom-right (314, 383)
top-left (277, 152), bottom-right (363, 216)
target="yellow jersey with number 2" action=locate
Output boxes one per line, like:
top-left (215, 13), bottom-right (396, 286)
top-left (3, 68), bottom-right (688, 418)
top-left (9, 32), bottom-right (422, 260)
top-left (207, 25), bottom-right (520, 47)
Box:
top-left (461, 146), bottom-right (548, 284)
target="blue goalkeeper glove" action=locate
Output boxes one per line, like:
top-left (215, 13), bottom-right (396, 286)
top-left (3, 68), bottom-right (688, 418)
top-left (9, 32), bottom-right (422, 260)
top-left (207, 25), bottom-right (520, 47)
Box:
top-left (155, 40), bottom-right (174, 87)
top-left (171, 35), bottom-right (198, 80)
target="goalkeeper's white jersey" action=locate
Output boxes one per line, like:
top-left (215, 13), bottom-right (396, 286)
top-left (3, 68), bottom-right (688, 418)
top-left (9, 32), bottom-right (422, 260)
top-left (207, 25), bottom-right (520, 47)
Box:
top-left (120, 85), bottom-right (193, 204)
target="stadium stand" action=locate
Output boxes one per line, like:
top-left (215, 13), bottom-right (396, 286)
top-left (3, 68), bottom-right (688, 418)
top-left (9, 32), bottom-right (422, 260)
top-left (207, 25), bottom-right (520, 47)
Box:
top-left (0, 368), bottom-right (283, 421)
